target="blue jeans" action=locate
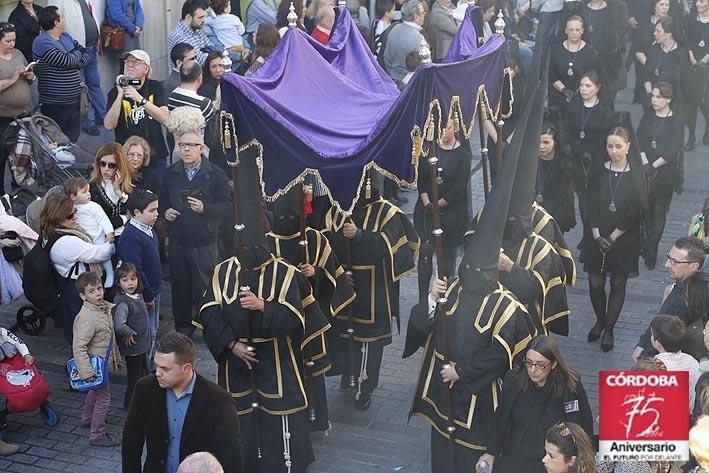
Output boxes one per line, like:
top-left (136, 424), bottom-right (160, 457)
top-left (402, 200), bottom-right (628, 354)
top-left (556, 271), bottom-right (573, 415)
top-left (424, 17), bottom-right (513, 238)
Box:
top-left (83, 46), bottom-right (106, 127)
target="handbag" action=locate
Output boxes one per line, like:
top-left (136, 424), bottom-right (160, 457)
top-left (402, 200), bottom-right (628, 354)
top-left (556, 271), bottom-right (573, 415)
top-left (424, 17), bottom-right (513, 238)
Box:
top-left (66, 339), bottom-right (112, 392)
top-left (100, 23), bottom-right (125, 52)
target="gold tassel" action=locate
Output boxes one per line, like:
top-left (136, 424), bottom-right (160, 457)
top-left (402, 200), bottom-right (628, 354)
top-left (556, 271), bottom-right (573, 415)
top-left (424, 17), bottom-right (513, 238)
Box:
top-left (365, 177), bottom-right (371, 199)
top-left (222, 116), bottom-right (232, 150)
top-left (412, 133), bottom-right (423, 167)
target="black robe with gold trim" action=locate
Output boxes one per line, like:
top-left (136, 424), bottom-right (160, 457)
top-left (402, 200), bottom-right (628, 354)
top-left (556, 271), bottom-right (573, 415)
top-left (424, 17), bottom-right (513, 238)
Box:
top-left (266, 227), bottom-right (356, 431)
top-left (408, 281), bottom-right (536, 469)
top-left (500, 232), bottom-right (571, 336)
top-left (323, 198), bottom-right (419, 343)
top-left (531, 202), bottom-right (577, 288)
top-left (195, 256), bottom-right (330, 472)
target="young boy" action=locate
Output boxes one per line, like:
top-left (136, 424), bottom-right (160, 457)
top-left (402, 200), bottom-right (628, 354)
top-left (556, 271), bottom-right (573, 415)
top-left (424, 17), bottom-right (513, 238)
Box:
top-left (0, 327), bottom-right (36, 455)
top-left (72, 272), bottom-right (119, 447)
top-left (651, 314), bottom-right (701, 410)
top-left (64, 177), bottom-right (115, 287)
top-left (117, 190), bottom-right (161, 366)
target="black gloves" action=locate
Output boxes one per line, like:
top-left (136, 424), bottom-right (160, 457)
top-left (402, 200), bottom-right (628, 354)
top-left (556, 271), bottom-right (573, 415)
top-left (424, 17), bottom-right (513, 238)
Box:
top-left (562, 87), bottom-right (575, 102)
top-left (595, 236), bottom-right (615, 253)
top-left (644, 163), bottom-right (657, 180)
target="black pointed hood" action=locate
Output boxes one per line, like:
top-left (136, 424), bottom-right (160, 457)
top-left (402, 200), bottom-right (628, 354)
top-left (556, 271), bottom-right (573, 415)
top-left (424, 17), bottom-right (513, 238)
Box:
top-left (457, 82), bottom-right (539, 295)
top-left (507, 51), bottom-right (549, 236)
top-left (272, 185), bottom-right (301, 236)
top-left (236, 147), bottom-right (270, 268)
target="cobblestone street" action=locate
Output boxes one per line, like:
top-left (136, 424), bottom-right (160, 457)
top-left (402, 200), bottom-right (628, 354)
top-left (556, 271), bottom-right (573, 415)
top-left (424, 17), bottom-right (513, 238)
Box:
top-left (0, 84), bottom-right (706, 473)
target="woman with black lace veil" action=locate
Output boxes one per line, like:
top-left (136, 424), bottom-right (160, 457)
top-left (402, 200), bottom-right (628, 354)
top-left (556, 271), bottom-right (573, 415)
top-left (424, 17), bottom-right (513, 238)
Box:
top-left (683, 0), bottom-right (709, 151)
top-left (632, 0), bottom-right (670, 103)
top-left (642, 16), bottom-right (688, 112)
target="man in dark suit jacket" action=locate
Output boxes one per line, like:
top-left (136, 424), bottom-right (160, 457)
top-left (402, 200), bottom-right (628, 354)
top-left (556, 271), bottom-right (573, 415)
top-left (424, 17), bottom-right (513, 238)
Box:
top-left (122, 332), bottom-right (244, 473)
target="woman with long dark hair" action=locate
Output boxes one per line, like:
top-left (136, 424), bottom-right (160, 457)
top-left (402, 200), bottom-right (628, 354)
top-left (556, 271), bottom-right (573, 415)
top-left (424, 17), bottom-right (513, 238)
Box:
top-left (564, 70), bottom-right (613, 224)
top-left (583, 126), bottom-right (648, 352)
top-left (246, 23), bottom-right (280, 75)
top-left (476, 335), bottom-right (594, 473)
top-left (636, 82), bottom-right (683, 270)
top-left (535, 122), bottom-right (576, 233)
top-left (198, 51), bottom-right (225, 101)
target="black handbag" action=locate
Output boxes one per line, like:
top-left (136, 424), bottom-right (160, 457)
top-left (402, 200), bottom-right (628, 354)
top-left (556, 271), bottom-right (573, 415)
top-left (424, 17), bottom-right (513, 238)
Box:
top-left (0, 232), bottom-right (23, 262)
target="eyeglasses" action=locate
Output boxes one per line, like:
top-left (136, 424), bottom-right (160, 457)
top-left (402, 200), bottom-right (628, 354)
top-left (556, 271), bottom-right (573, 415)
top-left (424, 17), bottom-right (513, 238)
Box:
top-left (127, 152), bottom-right (145, 159)
top-left (555, 422), bottom-right (577, 446)
top-left (124, 58), bottom-right (146, 66)
top-left (177, 142), bottom-right (202, 149)
top-left (665, 252), bottom-right (694, 266)
top-left (0, 23), bottom-right (15, 32)
top-left (523, 358), bottom-right (551, 370)
top-left (99, 160), bottom-right (117, 169)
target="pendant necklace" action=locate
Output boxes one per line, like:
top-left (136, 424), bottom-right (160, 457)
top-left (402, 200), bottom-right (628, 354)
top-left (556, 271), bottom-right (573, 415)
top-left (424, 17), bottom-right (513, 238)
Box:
top-left (607, 161), bottom-right (629, 213)
top-left (435, 146), bottom-right (454, 186)
top-left (536, 158), bottom-right (554, 203)
top-left (698, 15), bottom-right (708, 48)
top-left (579, 98), bottom-right (598, 140)
top-left (567, 41), bottom-right (581, 76)
top-left (654, 41), bottom-right (676, 77)
top-left (651, 109), bottom-right (671, 149)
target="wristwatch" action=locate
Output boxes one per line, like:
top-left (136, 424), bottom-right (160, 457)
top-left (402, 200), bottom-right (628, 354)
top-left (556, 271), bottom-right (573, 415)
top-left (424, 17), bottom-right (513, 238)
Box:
top-left (139, 97), bottom-right (147, 106)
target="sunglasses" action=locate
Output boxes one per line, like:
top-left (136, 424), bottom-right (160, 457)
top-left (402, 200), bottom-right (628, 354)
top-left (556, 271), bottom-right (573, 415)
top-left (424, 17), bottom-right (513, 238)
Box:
top-left (99, 160), bottom-right (117, 169)
top-left (67, 211), bottom-right (76, 219)
top-left (0, 23), bottom-right (15, 32)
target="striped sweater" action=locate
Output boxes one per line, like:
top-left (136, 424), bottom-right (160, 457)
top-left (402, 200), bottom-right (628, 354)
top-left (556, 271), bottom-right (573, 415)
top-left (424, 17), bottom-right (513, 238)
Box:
top-left (32, 31), bottom-right (89, 104)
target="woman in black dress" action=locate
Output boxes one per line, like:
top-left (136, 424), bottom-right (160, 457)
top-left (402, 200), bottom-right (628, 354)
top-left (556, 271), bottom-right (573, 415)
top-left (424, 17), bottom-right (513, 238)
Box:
top-left (564, 70), bottom-right (613, 224)
top-left (535, 123), bottom-right (576, 233)
top-left (632, 0), bottom-right (670, 103)
top-left (642, 16), bottom-right (688, 110)
top-left (637, 82), bottom-right (684, 269)
top-left (583, 127), bottom-right (647, 352)
top-left (476, 335), bottom-right (594, 473)
top-left (580, 0), bottom-right (627, 102)
top-left (549, 15), bottom-right (600, 109)
top-left (683, 0), bottom-right (709, 150)
top-left (414, 118), bottom-right (472, 302)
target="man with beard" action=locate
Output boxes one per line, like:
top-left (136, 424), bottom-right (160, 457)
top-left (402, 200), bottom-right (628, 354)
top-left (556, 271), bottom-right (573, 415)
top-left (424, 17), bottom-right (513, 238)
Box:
top-left (195, 145), bottom-right (329, 473)
top-left (266, 184), bottom-right (355, 432)
top-left (322, 170), bottom-right (419, 410)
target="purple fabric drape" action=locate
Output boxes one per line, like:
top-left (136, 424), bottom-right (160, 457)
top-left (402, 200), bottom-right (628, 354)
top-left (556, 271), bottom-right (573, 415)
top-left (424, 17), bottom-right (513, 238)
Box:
top-left (221, 6), bottom-right (507, 211)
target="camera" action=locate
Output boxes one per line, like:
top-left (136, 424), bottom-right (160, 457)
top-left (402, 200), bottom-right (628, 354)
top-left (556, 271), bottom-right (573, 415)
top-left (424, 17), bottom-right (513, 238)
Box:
top-left (179, 187), bottom-right (204, 204)
top-left (117, 75), bottom-right (141, 87)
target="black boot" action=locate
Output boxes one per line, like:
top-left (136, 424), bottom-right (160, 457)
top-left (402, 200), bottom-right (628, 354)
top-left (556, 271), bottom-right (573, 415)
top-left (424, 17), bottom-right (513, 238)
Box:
top-left (587, 320), bottom-right (604, 342)
top-left (601, 327), bottom-right (615, 352)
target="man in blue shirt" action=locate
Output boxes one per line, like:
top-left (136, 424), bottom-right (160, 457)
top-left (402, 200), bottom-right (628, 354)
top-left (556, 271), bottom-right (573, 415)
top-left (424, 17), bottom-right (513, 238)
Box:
top-left (167, 0), bottom-right (215, 66)
top-left (122, 332), bottom-right (244, 473)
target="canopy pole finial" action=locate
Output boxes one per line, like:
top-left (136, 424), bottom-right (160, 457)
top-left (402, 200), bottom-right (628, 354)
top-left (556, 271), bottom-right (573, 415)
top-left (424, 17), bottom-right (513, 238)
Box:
top-left (287, 2), bottom-right (298, 28)
top-left (418, 37), bottom-right (432, 64)
top-left (338, 0), bottom-right (346, 7)
top-left (494, 10), bottom-right (506, 34)
top-left (221, 49), bottom-right (232, 71)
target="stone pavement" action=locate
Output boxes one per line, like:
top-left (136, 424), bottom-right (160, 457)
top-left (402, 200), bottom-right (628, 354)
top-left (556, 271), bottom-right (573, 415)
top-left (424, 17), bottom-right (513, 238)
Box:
top-left (0, 85), bottom-right (706, 473)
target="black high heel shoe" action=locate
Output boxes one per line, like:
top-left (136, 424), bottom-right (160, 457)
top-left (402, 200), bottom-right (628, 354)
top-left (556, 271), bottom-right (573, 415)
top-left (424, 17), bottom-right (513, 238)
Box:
top-left (587, 322), bottom-right (604, 342)
top-left (601, 329), bottom-right (614, 352)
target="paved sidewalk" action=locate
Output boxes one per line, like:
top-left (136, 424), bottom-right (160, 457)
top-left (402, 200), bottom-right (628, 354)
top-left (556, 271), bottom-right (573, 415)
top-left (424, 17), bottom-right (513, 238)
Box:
top-left (0, 84), bottom-right (706, 473)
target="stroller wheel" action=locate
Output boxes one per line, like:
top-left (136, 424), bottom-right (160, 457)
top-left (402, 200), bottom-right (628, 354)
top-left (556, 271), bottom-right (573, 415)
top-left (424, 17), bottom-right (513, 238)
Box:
top-left (15, 305), bottom-right (46, 336)
top-left (40, 402), bottom-right (60, 426)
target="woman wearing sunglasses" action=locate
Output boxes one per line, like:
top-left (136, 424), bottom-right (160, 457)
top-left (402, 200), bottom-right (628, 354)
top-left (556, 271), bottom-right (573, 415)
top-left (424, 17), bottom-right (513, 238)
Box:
top-left (88, 143), bottom-right (135, 241)
top-left (542, 422), bottom-right (596, 473)
top-left (475, 336), bottom-right (594, 473)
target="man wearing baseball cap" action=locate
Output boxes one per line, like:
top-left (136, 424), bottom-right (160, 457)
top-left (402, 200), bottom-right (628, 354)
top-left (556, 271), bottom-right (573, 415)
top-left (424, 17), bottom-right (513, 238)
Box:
top-left (104, 49), bottom-right (170, 168)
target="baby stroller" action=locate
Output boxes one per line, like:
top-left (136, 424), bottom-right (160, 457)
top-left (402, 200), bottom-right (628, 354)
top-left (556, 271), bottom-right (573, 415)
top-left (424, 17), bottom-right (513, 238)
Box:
top-left (0, 354), bottom-right (59, 439)
top-left (0, 112), bottom-right (93, 196)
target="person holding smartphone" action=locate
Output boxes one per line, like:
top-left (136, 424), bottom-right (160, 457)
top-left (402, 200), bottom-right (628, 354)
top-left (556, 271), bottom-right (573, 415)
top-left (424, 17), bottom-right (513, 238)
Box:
top-left (0, 22), bottom-right (34, 138)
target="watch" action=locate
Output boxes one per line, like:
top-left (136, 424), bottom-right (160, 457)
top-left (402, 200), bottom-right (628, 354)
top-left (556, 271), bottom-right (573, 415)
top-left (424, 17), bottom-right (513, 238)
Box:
top-left (139, 97), bottom-right (147, 106)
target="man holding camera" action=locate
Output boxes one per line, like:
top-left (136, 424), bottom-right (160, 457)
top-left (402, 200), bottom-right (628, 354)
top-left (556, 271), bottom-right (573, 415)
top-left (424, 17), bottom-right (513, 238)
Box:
top-left (104, 49), bottom-right (170, 167)
top-left (160, 128), bottom-right (231, 337)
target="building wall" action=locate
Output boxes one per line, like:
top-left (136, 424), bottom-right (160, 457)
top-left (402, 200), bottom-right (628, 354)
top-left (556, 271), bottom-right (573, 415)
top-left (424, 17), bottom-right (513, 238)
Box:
top-left (0, 0), bottom-right (181, 87)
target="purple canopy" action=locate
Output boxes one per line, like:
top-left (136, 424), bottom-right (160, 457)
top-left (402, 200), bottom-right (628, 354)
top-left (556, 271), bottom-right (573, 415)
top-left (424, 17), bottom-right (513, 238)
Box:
top-left (220, 6), bottom-right (507, 212)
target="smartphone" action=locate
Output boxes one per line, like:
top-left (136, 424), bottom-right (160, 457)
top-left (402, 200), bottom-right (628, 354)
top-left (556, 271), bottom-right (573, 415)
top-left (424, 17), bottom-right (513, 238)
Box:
top-left (24, 61), bottom-right (37, 72)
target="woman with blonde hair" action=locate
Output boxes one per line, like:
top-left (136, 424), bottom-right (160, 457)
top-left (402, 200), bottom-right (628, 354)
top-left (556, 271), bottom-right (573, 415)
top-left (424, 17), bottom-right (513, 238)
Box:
top-left (690, 416), bottom-right (709, 472)
top-left (89, 143), bottom-right (135, 238)
top-left (124, 135), bottom-right (159, 193)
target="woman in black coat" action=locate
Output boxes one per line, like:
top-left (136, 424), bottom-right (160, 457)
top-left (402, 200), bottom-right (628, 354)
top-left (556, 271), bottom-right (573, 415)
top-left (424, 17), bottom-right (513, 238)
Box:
top-left (636, 82), bottom-right (684, 269)
top-left (549, 15), bottom-right (599, 109)
top-left (476, 335), bottom-right (594, 473)
top-left (642, 16), bottom-right (688, 111)
top-left (414, 118), bottom-right (472, 302)
top-left (632, 0), bottom-right (670, 103)
top-left (89, 143), bottom-right (134, 239)
top-left (8, 0), bottom-right (42, 63)
top-left (683, 0), bottom-right (709, 151)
